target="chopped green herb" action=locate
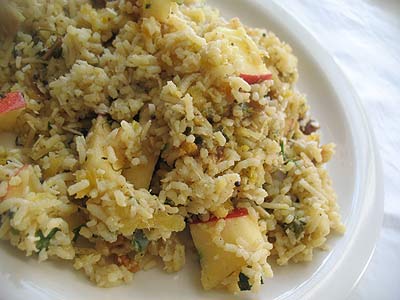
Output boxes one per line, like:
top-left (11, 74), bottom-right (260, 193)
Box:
top-left (282, 218), bottom-right (306, 238)
top-left (132, 229), bottom-right (149, 253)
top-left (279, 140), bottom-right (287, 161)
top-left (238, 272), bottom-right (252, 291)
top-left (72, 224), bottom-right (85, 242)
top-left (10, 228), bottom-right (19, 235)
top-left (279, 141), bottom-right (299, 166)
top-left (175, 0), bottom-right (184, 5)
top-left (35, 228), bottom-right (60, 252)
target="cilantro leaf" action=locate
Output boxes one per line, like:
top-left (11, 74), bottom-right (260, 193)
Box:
top-left (35, 228), bottom-right (60, 252)
top-left (132, 230), bottom-right (149, 253)
top-left (280, 141), bottom-right (299, 166)
top-left (280, 140), bottom-right (287, 161)
top-left (72, 224), bottom-right (85, 242)
top-left (282, 218), bottom-right (306, 238)
top-left (10, 227), bottom-right (20, 235)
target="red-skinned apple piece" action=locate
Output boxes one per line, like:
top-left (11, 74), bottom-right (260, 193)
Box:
top-left (1, 165), bottom-right (38, 201)
top-left (239, 73), bottom-right (273, 85)
top-left (191, 208), bottom-right (248, 224)
top-left (0, 92), bottom-right (26, 131)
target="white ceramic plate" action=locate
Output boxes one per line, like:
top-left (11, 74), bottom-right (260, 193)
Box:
top-left (0, 1), bottom-right (383, 300)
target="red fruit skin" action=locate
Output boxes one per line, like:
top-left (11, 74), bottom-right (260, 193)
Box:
top-left (0, 92), bottom-right (26, 113)
top-left (0, 165), bottom-right (29, 201)
top-left (0, 92), bottom-right (26, 131)
top-left (191, 208), bottom-right (249, 225)
top-left (239, 73), bottom-right (273, 84)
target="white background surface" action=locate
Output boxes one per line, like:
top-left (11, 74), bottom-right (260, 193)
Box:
top-left (276, 1), bottom-right (400, 299)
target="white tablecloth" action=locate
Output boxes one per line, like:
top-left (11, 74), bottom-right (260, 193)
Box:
top-left (277, 1), bottom-right (400, 299)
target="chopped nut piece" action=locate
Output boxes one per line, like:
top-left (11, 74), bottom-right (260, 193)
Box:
top-left (301, 120), bottom-right (320, 135)
top-left (116, 255), bottom-right (140, 273)
top-left (181, 141), bottom-right (198, 156)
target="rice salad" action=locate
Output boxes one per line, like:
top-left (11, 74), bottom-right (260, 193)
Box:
top-left (0, 0), bottom-right (344, 293)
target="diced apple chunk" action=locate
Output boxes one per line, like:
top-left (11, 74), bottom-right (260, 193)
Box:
top-left (190, 209), bottom-right (265, 290)
top-left (122, 153), bottom-right (157, 190)
top-left (3, 165), bottom-right (42, 199)
top-left (142, 0), bottom-right (173, 22)
top-left (122, 105), bottom-right (159, 189)
top-left (85, 117), bottom-right (115, 178)
top-left (73, 116), bottom-right (120, 198)
top-left (0, 92), bottom-right (26, 131)
top-left (206, 26), bottom-right (270, 76)
top-left (112, 115), bottom-right (159, 190)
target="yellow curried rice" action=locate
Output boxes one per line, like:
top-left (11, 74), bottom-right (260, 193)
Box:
top-left (0, 0), bottom-right (344, 293)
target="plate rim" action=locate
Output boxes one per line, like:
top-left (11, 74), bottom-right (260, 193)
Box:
top-left (261, 1), bottom-right (384, 299)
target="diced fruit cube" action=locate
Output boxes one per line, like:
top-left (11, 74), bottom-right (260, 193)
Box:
top-left (0, 92), bottom-right (26, 131)
top-left (85, 116), bottom-right (114, 178)
top-left (74, 116), bottom-right (119, 198)
top-left (190, 209), bottom-right (265, 290)
top-left (142, 0), bottom-right (173, 22)
top-left (3, 165), bottom-right (42, 199)
top-left (122, 153), bottom-right (158, 189)
top-left (206, 26), bottom-right (271, 76)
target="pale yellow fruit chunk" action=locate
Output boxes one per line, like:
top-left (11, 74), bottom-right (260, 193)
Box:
top-left (190, 214), bottom-right (264, 290)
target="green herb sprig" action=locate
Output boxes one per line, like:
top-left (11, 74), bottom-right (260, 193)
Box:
top-left (132, 230), bottom-right (149, 253)
top-left (72, 224), bottom-right (86, 242)
top-left (35, 228), bottom-right (60, 252)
